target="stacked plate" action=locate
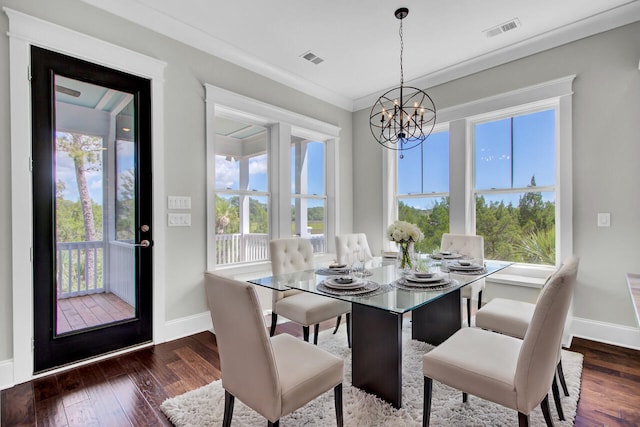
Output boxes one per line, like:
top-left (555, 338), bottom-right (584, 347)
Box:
top-left (402, 272), bottom-right (451, 288)
top-left (430, 251), bottom-right (462, 260)
top-left (324, 276), bottom-right (365, 290)
top-left (446, 260), bottom-right (485, 274)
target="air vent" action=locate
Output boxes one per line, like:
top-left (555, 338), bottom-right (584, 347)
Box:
top-left (484, 18), bottom-right (521, 38)
top-left (300, 51), bottom-right (324, 65)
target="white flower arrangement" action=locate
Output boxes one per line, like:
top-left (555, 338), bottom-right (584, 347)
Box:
top-left (387, 220), bottom-right (424, 244)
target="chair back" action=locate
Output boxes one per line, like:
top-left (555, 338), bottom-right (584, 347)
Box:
top-left (270, 238), bottom-right (315, 303)
top-left (514, 256), bottom-right (579, 413)
top-left (440, 233), bottom-right (484, 261)
top-left (335, 233), bottom-right (374, 264)
top-left (205, 273), bottom-right (282, 418)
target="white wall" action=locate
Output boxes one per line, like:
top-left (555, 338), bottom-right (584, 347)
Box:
top-left (0, 0), bottom-right (353, 368)
top-left (354, 22), bottom-right (640, 334)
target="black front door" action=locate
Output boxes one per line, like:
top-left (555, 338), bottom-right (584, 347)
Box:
top-left (31, 46), bottom-right (153, 373)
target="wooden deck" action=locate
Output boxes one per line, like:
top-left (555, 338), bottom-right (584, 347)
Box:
top-left (56, 293), bottom-right (134, 334)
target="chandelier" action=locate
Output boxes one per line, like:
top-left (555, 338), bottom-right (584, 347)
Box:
top-left (369, 8), bottom-right (436, 159)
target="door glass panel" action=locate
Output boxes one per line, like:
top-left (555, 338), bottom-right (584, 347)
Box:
top-left (54, 75), bottom-right (136, 335)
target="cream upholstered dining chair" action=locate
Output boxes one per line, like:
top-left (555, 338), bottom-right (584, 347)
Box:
top-left (335, 233), bottom-right (374, 264)
top-left (422, 256), bottom-right (579, 427)
top-left (269, 238), bottom-right (351, 347)
top-left (205, 273), bottom-right (344, 427)
top-left (475, 258), bottom-right (580, 421)
top-left (440, 233), bottom-right (485, 327)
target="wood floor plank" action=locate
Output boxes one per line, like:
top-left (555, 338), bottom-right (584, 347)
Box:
top-left (34, 396), bottom-right (68, 427)
top-left (108, 374), bottom-right (166, 427)
top-left (75, 364), bottom-right (133, 426)
top-left (1, 382), bottom-right (36, 426)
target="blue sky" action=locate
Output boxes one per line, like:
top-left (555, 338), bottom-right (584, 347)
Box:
top-left (399, 109), bottom-right (555, 209)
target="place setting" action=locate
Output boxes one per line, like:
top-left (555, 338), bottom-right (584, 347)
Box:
top-left (392, 270), bottom-right (456, 291)
top-left (442, 259), bottom-right (487, 275)
top-left (429, 250), bottom-right (464, 260)
top-left (315, 262), bottom-right (350, 276)
top-left (317, 275), bottom-right (382, 296)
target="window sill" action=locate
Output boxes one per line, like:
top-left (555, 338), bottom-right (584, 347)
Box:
top-left (486, 263), bottom-right (556, 289)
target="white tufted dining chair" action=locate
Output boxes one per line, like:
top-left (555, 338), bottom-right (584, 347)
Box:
top-left (475, 258), bottom-right (579, 421)
top-left (440, 233), bottom-right (485, 327)
top-left (335, 233), bottom-right (374, 264)
top-left (422, 256), bottom-right (579, 427)
top-left (269, 238), bottom-right (351, 346)
top-left (205, 273), bottom-right (344, 427)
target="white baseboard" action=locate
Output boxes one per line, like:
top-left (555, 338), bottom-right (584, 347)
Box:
top-left (163, 311), bottom-right (213, 342)
top-left (570, 317), bottom-right (640, 350)
top-left (0, 359), bottom-right (14, 391)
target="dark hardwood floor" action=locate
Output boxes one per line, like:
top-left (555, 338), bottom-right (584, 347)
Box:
top-left (2, 319), bottom-right (639, 426)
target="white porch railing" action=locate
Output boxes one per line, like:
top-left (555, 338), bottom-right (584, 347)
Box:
top-left (56, 241), bottom-right (104, 299)
top-left (215, 233), bottom-right (325, 265)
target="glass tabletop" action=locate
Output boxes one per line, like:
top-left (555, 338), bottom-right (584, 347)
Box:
top-left (249, 259), bottom-right (511, 314)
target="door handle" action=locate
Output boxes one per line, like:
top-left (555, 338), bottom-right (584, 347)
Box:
top-left (132, 240), bottom-right (151, 248)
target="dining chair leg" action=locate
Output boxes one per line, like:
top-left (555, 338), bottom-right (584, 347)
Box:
top-left (223, 390), bottom-right (234, 427)
top-left (303, 326), bottom-right (310, 342)
top-left (540, 394), bottom-right (555, 427)
top-left (422, 377), bottom-right (433, 427)
top-left (334, 383), bottom-right (343, 427)
top-left (346, 313), bottom-right (352, 348)
top-left (517, 412), bottom-right (529, 427)
top-left (466, 298), bottom-right (472, 327)
top-left (333, 315), bottom-right (342, 334)
top-left (557, 360), bottom-right (570, 396)
top-left (477, 290), bottom-right (483, 310)
top-left (551, 375), bottom-right (565, 420)
top-left (269, 313), bottom-right (278, 337)
top-left (462, 392), bottom-right (468, 403)
top-left (267, 421), bottom-right (279, 427)
top-left (313, 324), bottom-right (320, 345)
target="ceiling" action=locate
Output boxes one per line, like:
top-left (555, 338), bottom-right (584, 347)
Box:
top-left (81, 0), bottom-right (640, 111)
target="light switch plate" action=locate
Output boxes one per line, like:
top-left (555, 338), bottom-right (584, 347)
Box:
top-left (168, 196), bottom-right (191, 210)
top-left (597, 212), bottom-right (610, 227)
top-left (168, 213), bottom-right (191, 226)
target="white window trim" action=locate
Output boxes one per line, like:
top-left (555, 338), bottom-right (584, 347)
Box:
top-left (384, 75), bottom-right (574, 273)
top-left (205, 84), bottom-right (341, 273)
top-left (5, 8), bottom-right (167, 384)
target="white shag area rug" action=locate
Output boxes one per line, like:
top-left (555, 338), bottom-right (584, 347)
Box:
top-left (161, 321), bottom-right (582, 426)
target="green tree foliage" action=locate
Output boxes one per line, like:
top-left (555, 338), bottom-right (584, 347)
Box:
top-left (116, 168), bottom-right (135, 241)
top-left (398, 176), bottom-right (555, 264)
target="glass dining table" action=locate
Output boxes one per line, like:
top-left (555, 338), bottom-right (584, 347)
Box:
top-left (249, 258), bottom-right (511, 409)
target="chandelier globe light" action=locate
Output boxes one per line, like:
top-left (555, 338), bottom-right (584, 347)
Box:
top-left (369, 7), bottom-right (436, 159)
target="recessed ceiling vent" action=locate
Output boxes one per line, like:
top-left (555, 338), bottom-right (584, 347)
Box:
top-left (484, 18), bottom-right (521, 38)
top-left (300, 51), bottom-right (324, 65)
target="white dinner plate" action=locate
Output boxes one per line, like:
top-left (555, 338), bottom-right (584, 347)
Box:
top-left (324, 277), bottom-right (366, 290)
top-left (406, 274), bottom-right (445, 283)
top-left (401, 277), bottom-right (451, 288)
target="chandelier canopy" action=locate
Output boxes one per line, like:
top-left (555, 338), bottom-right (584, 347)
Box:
top-left (369, 8), bottom-right (436, 159)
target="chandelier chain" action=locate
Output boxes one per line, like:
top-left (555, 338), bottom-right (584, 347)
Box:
top-left (399, 17), bottom-right (404, 86)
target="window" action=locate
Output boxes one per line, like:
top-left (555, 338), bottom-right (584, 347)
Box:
top-left (213, 118), bottom-right (270, 265)
top-left (396, 129), bottom-right (450, 253)
top-left (291, 138), bottom-right (326, 253)
top-left (473, 109), bottom-right (556, 264)
top-left (387, 76), bottom-right (574, 268)
top-left (205, 84), bottom-right (340, 270)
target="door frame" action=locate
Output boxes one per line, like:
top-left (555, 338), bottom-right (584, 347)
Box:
top-left (6, 8), bottom-right (167, 384)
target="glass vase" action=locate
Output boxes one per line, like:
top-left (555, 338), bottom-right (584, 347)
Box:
top-left (397, 241), bottom-right (414, 274)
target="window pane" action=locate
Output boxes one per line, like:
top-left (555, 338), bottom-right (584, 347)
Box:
top-left (513, 109), bottom-right (555, 187)
top-left (291, 139), bottom-right (324, 195)
top-left (215, 154), bottom-right (240, 190)
top-left (248, 153), bottom-right (268, 192)
top-left (474, 118), bottom-right (512, 190)
top-left (291, 198), bottom-right (325, 253)
top-left (398, 197), bottom-right (449, 254)
top-left (398, 130), bottom-right (449, 195)
top-left (475, 192), bottom-right (555, 264)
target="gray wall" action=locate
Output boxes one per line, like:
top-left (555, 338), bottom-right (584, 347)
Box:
top-left (0, 0), bottom-right (353, 361)
top-left (354, 21), bottom-right (640, 327)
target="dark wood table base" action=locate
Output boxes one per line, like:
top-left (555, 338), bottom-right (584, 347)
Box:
top-left (351, 289), bottom-right (462, 408)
